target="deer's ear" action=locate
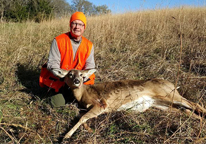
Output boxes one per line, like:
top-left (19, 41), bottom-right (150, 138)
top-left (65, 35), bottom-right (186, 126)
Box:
top-left (87, 69), bottom-right (96, 75)
top-left (82, 69), bottom-right (96, 78)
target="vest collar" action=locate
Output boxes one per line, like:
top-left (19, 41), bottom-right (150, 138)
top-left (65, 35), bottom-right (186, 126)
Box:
top-left (69, 32), bottom-right (82, 44)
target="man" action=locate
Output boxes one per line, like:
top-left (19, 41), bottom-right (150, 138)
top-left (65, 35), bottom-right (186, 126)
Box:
top-left (39, 12), bottom-right (95, 107)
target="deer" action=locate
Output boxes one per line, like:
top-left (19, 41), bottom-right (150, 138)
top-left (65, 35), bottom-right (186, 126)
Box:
top-left (57, 69), bottom-right (206, 140)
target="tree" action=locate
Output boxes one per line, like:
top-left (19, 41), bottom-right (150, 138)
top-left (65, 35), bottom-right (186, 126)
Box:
top-left (71, 0), bottom-right (111, 16)
top-left (1, 0), bottom-right (53, 22)
top-left (0, 0), bottom-right (111, 22)
top-left (72, 0), bottom-right (84, 12)
top-left (27, 0), bottom-right (53, 22)
top-left (95, 5), bottom-right (111, 15)
top-left (50, 0), bottom-right (72, 17)
top-left (2, 0), bottom-right (30, 22)
top-left (0, 0), bottom-right (14, 22)
top-left (81, 0), bottom-right (94, 15)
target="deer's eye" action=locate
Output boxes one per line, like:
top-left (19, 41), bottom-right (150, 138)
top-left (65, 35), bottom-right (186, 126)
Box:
top-left (69, 73), bottom-right (73, 79)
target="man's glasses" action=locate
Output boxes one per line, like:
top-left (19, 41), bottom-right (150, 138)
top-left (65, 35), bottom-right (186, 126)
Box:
top-left (71, 22), bottom-right (85, 27)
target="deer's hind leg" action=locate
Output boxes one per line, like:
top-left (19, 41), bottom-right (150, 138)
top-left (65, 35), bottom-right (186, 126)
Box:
top-left (64, 105), bottom-right (107, 139)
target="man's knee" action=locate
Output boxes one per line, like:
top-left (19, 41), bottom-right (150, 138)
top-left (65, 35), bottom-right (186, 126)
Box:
top-left (50, 93), bottom-right (66, 108)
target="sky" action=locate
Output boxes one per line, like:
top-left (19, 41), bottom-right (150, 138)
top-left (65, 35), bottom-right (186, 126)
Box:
top-left (66, 0), bottom-right (206, 13)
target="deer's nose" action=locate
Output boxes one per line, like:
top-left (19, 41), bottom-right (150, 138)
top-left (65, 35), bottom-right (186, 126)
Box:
top-left (74, 78), bottom-right (80, 84)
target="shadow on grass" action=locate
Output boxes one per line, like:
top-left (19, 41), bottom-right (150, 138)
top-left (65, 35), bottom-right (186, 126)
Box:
top-left (16, 63), bottom-right (48, 100)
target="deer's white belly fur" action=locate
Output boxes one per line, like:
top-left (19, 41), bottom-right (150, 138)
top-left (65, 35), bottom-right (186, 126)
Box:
top-left (117, 95), bottom-right (156, 112)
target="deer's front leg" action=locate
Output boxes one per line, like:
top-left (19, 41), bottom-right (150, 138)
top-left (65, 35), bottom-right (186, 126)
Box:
top-left (63, 105), bottom-right (106, 139)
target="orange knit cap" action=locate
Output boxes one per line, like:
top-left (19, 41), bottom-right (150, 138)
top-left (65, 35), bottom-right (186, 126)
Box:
top-left (70, 12), bottom-right (87, 28)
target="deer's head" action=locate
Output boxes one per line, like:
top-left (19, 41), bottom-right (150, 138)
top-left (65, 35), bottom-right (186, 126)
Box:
top-left (62, 69), bottom-right (96, 89)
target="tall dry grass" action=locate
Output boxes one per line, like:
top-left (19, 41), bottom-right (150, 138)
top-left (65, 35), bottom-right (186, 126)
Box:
top-left (0, 7), bottom-right (206, 143)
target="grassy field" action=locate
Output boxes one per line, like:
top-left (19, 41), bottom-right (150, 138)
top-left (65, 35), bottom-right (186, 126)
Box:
top-left (0, 7), bottom-right (206, 143)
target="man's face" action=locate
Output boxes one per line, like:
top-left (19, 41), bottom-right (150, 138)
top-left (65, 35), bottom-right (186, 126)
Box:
top-left (70, 20), bottom-right (85, 38)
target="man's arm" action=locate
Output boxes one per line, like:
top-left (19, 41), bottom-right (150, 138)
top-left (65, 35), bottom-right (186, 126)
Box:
top-left (84, 45), bottom-right (95, 70)
top-left (83, 45), bottom-right (95, 82)
top-left (47, 39), bottom-right (64, 78)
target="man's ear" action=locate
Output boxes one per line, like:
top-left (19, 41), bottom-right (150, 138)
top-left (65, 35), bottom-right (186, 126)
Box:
top-left (82, 69), bottom-right (96, 78)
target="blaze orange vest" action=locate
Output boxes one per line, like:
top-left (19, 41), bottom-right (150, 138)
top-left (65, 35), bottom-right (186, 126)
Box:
top-left (39, 32), bottom-right (95, 92)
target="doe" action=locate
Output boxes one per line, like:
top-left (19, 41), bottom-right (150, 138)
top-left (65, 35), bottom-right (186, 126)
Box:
top-left (58, 69), bottom-right (206, 139)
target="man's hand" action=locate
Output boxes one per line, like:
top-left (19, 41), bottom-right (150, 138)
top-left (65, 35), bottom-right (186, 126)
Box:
top-left (51, 68), bottom-right (68, 78)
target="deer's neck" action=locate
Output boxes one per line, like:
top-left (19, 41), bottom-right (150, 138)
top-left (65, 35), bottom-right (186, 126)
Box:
top-left (72, 85), bottom-right (86, 102)
top-left (72, 85), bottom-right (100, 109)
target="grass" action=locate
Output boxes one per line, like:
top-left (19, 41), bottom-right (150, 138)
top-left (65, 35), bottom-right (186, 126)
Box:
top-left (0, 6), bottom-right (206, 143)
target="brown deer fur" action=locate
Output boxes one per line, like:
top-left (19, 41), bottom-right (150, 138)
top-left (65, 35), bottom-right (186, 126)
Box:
top-left (59, 69), bottom-right (206, 139)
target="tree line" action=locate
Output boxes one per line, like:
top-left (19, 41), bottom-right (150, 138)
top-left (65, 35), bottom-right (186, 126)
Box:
top-left (0, 0), bottom-right (111, 22)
